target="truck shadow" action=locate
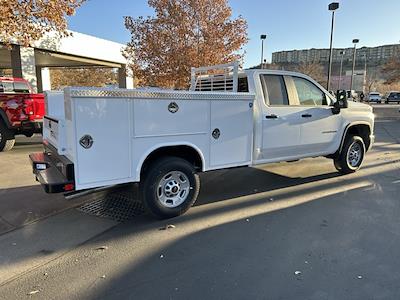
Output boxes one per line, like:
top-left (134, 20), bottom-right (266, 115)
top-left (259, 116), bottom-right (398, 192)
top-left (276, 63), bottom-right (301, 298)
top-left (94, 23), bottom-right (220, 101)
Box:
top-left (87, 175), bottom-right (400, 300)
top-left (195, 165), bottom-right (340, 207)
top-left (0, 152), bottom-right (397, 289)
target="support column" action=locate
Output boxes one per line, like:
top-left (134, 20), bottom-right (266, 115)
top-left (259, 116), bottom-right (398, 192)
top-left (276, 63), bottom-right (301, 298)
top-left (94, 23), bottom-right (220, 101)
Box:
top-left (11, 45), bottom-right (23, 78)
top-left (126, 76), bottom-right (134, 89)
top-left (10, 45), bottom-right (38, 92)
top-left (41, 67), bottom-right (51, 91)
top-left (118, 65), bottom-right (127, 88)
top-left (36, 66), bottom-right (43, 93)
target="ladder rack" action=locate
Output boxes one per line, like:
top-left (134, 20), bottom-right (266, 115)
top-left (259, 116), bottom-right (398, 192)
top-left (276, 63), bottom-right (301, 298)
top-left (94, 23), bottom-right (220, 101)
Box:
top-left (190, 61), bottom-right (239, 92)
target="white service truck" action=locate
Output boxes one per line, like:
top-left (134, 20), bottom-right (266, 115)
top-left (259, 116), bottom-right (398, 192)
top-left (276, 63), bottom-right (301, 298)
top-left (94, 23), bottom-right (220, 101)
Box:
top-left (30, 62), bottom-right (375, 219)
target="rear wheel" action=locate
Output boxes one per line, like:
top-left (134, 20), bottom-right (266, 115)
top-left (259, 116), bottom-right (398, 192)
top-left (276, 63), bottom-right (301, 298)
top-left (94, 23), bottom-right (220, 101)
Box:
top-left (140, 157), bottom-right (200, 219)
top-left (0, 122), bottom-right (15, 152)
top-left (334, 135), bottom-right (365, 174)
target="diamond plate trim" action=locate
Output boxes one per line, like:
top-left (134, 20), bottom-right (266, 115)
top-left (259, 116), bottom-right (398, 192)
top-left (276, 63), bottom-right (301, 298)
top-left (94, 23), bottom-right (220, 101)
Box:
top-left (66, 88), bottom-right (255, 101)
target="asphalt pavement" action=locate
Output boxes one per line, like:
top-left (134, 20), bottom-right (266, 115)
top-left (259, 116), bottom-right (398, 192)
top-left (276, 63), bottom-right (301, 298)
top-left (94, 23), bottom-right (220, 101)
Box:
top-left (0, 106), bottom-right (399, 299)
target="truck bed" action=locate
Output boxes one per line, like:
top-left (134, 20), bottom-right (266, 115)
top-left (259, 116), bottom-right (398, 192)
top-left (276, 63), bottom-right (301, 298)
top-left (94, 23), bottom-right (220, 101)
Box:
top-left (43, 88), bottom-right (255, 191)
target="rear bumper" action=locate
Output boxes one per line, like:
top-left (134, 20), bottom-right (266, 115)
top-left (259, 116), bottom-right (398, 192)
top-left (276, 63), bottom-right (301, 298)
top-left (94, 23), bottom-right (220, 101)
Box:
top-left (29, 145), bottom-right (75, 193)
top-left (21, 120), bottom-right (42, 133)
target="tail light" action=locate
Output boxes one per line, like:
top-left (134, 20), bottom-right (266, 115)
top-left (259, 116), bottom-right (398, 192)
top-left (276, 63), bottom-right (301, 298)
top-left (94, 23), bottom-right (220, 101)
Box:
top-left (23, 98), bottom-right (35, 120)
top-left (64, 184), bottom-right (75, 191)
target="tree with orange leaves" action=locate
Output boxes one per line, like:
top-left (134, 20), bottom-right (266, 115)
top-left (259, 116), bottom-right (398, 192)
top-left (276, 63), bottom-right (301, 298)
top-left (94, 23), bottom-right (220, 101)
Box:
top-left (0, 0), bottom-right (85, 47)
top-left (124, 0), bottom-right (248, 89)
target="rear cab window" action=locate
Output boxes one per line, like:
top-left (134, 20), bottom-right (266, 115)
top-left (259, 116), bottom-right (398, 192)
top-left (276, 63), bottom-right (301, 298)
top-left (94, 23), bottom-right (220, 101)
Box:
top-left (13, 82), bottom-right (30, 93)
top-left (0, 80), bottom-right (30, 93)
top-left (238, 76), bottom-right (249, 92)
top-left (260, 75), bottom-right (289, 106)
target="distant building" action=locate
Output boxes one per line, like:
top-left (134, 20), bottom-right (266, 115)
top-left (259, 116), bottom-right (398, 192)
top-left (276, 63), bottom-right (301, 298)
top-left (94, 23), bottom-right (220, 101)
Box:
top-left (272, 44), bottom-right (400, 65)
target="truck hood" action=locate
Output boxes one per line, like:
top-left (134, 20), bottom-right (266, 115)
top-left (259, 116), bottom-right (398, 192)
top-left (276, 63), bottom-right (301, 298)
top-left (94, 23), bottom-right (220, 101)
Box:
top-left (347, 101), bottom-right (373, 112)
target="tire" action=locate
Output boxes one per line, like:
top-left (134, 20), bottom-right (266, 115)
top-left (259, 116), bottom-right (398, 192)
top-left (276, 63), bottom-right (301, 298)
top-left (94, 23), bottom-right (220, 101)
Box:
top-left (334, 135), bottom-right (365, 174)
top-left (0, 122), bottom-right (15, 152)
top-left (140, 156), bottom-right (200, 219)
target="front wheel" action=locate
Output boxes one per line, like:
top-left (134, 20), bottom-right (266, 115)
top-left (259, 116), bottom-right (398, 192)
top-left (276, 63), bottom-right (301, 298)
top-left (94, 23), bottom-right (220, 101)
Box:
top-left (140, 157), bottom-right (200, 219)
top-left (334, 135), bottom-right (365, 174)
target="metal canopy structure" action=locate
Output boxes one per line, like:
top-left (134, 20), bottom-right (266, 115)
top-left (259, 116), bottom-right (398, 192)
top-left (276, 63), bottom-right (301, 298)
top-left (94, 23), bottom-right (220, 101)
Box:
top-left (0, 30), bottom-right (133, 92)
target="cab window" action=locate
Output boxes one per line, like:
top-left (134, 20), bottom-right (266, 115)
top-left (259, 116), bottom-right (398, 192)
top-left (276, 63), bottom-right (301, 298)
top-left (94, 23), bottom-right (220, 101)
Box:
top-left (238, 76), bottom-right (249, 92)
top-left (0, 81), bottom-right (14, 93)
top-left (13, 82), bottom-right (30, 93)
top-left (292, 77), bottom-right (327, 106)
top-left (260, 75), bottom-right (289, 106)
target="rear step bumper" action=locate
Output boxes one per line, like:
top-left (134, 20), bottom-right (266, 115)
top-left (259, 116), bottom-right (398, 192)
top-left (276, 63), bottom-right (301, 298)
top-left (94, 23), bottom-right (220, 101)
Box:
top-left (29, 148), bottom-right (75, 193)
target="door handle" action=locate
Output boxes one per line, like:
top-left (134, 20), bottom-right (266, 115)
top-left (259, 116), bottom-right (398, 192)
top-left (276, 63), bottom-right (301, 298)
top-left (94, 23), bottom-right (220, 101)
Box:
top-left (301, 114), bottom-right (312, 118)
top-left (265, 114), bottom-right (278, 119)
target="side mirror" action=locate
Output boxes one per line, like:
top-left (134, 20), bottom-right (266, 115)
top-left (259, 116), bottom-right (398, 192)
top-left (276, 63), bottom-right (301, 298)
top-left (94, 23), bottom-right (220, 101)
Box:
top-left (332, 90), bottom-right (348, 114)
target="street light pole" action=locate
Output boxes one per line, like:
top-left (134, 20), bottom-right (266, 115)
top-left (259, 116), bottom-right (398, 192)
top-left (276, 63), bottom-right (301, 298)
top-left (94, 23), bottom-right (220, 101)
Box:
top-left (350, 39), bottom-right (359, 91)
top-left (363, 53), bottom-right (367, 94)
top-left (327, 2), bottom-right (339, 91)
top-left (338, 50), bottom-right (345, 90)
top-left (260, 34), bottom-right (267, 69)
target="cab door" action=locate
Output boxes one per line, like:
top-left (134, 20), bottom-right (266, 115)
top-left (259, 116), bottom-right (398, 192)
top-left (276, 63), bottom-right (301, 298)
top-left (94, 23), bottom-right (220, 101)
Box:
top-left (287, 76), bottom-right (342, 155)
top-left (259, 74), bottom-right (304, 160)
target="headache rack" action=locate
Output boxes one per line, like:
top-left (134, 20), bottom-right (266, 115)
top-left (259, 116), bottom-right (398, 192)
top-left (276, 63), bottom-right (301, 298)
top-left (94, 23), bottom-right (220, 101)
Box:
top-left (190, 61), bottom-right (239, 92)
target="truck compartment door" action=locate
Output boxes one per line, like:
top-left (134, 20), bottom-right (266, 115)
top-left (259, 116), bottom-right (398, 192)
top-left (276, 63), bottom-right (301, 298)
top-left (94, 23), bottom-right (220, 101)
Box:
top-left (210, 100), bottom-right (253, 168)
top-left (73, 98), bottom-right (131, 189)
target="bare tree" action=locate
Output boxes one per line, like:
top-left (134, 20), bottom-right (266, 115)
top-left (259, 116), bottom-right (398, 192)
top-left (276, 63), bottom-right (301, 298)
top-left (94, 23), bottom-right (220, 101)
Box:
top-left (382, 57), bottom-right (400, 84)
top-left (123, 0), bottom-right (248, 89)
top-left (366, 70), bottom-right (379, 94)
top-left (0, 0), bottom-right (85, 47)
top-left (290, 62), bottom-right (326, 87)
top-left (375, 81), bottom-right (400, 94)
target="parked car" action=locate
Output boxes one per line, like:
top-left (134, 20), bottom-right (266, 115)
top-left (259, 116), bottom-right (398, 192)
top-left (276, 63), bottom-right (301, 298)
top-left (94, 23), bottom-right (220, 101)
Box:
top-left (383, 91), bottom-right (400, 104)
top-left (367, 92), bottom-right (382, 103)
top-left (0, 77), bottom-right (45, 151)
top-left (30, 62), bottom-right (375, 219)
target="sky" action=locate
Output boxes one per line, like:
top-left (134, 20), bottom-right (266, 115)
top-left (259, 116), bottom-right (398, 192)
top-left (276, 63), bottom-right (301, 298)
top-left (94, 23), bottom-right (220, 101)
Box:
top-left (68, 0), bottom-right (400, 68)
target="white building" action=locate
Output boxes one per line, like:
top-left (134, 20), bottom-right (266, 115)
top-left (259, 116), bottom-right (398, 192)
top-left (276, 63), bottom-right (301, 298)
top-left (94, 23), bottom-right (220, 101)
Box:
top-left (0, 30), bottom-right (134, 92)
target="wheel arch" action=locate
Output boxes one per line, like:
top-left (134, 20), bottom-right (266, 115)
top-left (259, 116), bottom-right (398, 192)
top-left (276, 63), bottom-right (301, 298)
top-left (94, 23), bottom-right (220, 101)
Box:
top-left (339, 122), bottom-right (372, 153)
top-left (137, 143), bottom-right (205, 181)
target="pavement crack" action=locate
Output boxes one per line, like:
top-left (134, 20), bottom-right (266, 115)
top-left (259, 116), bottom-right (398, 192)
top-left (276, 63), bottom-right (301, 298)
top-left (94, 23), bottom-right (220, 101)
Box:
top-left (0, 215), bottom-right (14, 227)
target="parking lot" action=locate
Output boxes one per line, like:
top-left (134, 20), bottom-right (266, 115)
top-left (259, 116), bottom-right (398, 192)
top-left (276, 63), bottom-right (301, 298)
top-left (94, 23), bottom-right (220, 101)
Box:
top-left (0, 105), bottom-right (399, 299)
